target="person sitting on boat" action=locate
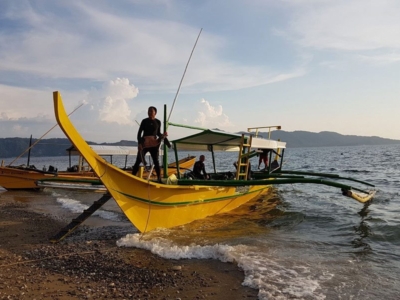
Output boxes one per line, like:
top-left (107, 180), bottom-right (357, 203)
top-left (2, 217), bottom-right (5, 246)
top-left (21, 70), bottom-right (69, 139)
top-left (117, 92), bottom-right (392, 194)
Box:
top-left (192, 155), bottom-right (209, 179)
top-left (132, 106), bottom-right (167, 183)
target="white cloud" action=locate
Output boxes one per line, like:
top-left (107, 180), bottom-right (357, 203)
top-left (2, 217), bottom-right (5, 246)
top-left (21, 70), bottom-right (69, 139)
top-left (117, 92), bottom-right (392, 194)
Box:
top-left (0, 78), bottom-right (141, 142)
top-left (1, 0), bottom-right (400, 142)
top-left (183, 61), bottom-right (306, 93)
top-left (357, 52), bottom-right (400, 65)
top-left (0, 1), bottom-right (213, 88)
top-left (0, 112), bottom-right (9, 120)
top-left (194, 99), bottom-right (233, 128)
top-left (0, 1), bottom-right (306, 94)
top-left (283, 0), bottom-right (400, 53)
top-left (0, 85), bottom-right (54, 119)
top-left (97, 78), bottom-right (139, 125)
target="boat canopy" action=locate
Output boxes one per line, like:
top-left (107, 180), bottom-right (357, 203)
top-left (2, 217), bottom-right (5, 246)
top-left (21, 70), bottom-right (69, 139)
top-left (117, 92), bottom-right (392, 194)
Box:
top-left (67, 145), bottom-right (139, 156)
top-left (171, 129), bottom-right (286, 152)
top-left (67, 145), bottom-right (164, 156)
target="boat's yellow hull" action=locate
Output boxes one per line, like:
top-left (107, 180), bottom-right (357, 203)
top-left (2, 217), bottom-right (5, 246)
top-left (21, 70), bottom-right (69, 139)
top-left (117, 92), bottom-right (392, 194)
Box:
top-left (54, 91), bottom-right (271, 232)
top-left (100, 167), bottom-right (270, 232)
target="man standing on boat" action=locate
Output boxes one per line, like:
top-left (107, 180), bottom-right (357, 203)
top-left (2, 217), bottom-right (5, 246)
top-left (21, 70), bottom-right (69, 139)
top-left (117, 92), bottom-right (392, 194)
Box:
top-left (132, 106), bottom-right (167, 182)
top-left (258, 149), bottom-right (270, 170)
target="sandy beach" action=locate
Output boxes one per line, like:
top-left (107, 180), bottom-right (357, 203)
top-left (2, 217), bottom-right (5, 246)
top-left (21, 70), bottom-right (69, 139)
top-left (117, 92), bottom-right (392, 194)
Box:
top-left (0, 195), bottom-right (258, 299)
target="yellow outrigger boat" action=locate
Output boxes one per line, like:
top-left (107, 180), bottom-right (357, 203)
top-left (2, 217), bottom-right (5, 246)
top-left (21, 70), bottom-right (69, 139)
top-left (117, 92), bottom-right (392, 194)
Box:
top-left (53, 91), bottom-right (376, 235)
top-left (53, 91), bottom-right (284, 232)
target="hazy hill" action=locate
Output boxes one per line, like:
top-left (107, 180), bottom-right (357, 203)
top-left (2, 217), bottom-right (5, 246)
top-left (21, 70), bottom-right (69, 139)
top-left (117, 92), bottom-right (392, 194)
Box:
top-left (260, 130), bottom-right (400, 148)
top-left (0, 131), bottom-right (399, 158)
top-left (0, 138), bottom-right (137, 158)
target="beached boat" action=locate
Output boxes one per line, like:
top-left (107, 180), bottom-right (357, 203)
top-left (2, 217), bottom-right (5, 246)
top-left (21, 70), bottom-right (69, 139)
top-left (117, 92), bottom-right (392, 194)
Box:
top-left (53, 91), bottom-right (376, 233)
top-left (0, 163), bottom-right (96, 191)
top-left (0, 145), bottom-right (195, 191)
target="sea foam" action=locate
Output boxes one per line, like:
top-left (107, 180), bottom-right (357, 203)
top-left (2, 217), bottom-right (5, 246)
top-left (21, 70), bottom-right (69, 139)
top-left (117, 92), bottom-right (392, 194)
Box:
top-left (56, 197), bottom-right (120, 221)
top-left (116, 232), bottom-right (327, 299)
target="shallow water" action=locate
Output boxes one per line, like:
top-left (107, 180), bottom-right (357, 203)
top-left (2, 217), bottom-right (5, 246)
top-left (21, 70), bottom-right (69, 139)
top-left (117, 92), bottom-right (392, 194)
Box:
top-left (1, 144), bottom-right (400, 299)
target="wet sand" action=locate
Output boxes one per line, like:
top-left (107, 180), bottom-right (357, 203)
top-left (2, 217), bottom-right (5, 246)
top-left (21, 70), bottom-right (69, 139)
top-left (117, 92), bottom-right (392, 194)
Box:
top-left (0, 195), bottom-right (258, 299)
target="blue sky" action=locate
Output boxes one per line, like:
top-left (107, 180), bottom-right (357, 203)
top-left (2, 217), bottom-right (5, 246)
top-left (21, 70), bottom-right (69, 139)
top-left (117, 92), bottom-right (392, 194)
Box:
top-left (1, 0), bottom-right (399, 143)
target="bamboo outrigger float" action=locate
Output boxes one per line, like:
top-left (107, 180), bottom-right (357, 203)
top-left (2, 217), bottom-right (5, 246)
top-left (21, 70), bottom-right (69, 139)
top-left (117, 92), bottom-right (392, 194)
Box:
top-left (52, 91), bottom-right (376, 235)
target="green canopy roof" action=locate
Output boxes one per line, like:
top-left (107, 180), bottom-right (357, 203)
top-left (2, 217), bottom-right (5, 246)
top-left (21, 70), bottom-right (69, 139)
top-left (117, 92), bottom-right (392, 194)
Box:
top-left (171, 129), bottom-right (286, 152)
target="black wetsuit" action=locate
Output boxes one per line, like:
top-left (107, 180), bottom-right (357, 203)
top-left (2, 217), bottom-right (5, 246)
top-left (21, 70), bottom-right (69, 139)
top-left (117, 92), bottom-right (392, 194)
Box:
top-left (132, 118), bottom-right (162, 180)
top-left (193, 160), bottom-right (207, 179)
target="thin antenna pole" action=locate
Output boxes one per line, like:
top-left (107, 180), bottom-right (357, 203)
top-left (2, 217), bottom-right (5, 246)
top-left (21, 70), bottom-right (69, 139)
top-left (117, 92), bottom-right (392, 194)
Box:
top-left (142, 30), bottom-right (202, 235)
top-left (9, 103), bottom-right (84, 166)
top-left (167, 28), bottom-right (202, 122)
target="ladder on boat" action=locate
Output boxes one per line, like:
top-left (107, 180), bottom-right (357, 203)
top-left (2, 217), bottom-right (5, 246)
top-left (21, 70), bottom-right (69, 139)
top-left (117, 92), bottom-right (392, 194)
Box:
top-left (236, 134), bottom-right (252, 180)
top-left (50, 193), bottom-right (112, 243)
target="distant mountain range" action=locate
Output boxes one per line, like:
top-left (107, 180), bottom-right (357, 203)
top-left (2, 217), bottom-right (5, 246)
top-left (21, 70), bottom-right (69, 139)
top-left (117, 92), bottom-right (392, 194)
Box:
top-left (254, 130), bottom-right (400, 148)
top-left (0, 131), bottom-right (399, 158)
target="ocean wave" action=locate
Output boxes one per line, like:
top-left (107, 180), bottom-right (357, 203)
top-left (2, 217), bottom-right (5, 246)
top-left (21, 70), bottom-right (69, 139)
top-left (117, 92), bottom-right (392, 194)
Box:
top-left (56, 197), bottom-right (121, 221)
top-left (117, 233), bottom-right (327, 299)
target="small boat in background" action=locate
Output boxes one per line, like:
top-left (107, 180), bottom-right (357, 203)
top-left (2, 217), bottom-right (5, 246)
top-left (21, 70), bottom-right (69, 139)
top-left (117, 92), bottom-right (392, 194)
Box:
top-left (0, 144), bottom-right (195, 191)
top-left (0, 161), bottom-right (96, 191)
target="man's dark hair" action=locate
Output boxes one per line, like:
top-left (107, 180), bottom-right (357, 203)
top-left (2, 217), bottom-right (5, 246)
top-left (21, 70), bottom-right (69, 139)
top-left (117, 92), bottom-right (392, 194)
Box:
top-left (149, 106), bottom-right (157, 114)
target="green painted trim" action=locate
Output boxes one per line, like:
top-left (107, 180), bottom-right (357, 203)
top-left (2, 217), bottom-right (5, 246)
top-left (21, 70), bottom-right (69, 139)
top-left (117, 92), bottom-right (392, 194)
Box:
top-left (252, 173), bottom-right (305, 179)
top-left (110, 185), bottom-right (269, 207)
top-left (38, 177), bottom-right (103, 185)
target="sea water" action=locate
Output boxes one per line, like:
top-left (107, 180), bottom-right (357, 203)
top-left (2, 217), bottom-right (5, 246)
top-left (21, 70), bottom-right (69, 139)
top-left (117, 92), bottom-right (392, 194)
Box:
top-left (1, 144), bottom-right (400, 299)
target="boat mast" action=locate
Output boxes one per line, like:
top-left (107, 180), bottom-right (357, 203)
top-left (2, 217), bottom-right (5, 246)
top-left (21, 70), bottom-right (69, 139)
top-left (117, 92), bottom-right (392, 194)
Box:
top-left (27, 135), bottom-right (32, 167)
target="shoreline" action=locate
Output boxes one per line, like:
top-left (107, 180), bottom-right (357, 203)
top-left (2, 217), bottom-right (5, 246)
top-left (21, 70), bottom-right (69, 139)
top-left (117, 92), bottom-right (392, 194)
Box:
top-left (0, 195), bottom-right (258, 299)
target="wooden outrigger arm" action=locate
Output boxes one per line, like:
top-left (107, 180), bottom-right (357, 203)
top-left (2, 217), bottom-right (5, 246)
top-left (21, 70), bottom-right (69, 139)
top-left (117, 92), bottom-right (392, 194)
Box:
top-left (276, 170), bottom-right (375, 187)
top-left (178, 177), bottom-right (376, 204)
